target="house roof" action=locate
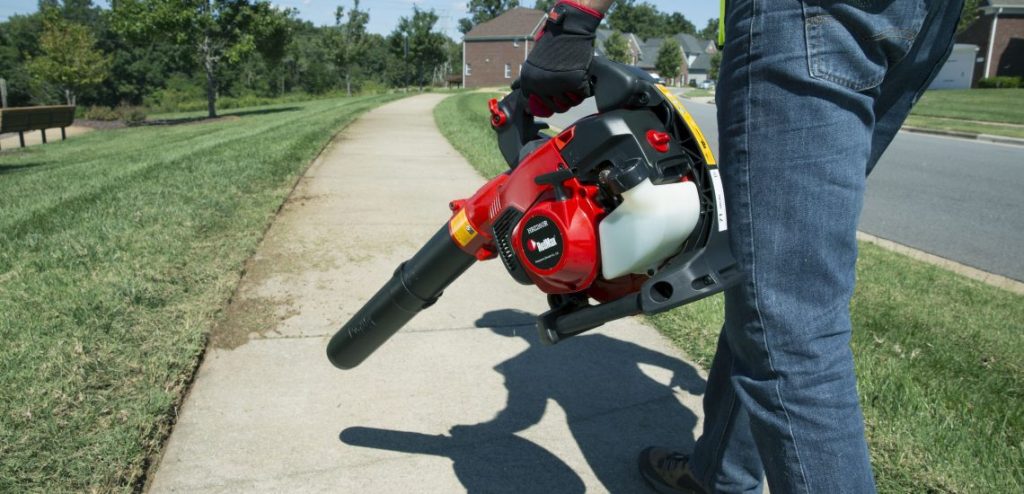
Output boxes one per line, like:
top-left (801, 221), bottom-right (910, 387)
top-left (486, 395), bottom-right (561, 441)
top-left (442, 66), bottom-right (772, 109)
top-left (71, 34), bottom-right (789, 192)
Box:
top-left (464, 8), bottom-right (546, 40)
top-left (675, 33), bottom-right (706, 55)
top-left (688, 52), bottom-right (712, 72)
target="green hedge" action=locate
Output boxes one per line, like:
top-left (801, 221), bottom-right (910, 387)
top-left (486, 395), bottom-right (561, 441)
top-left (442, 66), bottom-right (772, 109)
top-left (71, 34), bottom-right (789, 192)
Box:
top-left (978, 76), bottom-right (1022, 88)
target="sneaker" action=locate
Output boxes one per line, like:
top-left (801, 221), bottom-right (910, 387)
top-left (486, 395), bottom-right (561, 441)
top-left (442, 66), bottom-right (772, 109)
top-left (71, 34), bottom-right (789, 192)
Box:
top-left (638, 447), bottom-right (708, 494)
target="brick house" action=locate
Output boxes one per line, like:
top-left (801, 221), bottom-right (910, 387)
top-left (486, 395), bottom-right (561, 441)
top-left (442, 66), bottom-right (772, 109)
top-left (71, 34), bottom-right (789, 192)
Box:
top-left (957, 0), bottom-right (1024, 83)
top-left (463, 8), bottom-right (546, 88)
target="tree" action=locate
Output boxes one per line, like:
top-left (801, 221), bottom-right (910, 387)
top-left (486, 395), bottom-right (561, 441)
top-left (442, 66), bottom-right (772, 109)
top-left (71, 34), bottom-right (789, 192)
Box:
top-left (608, 1), bottom-right (697, 40)
top-left (655, 38), bottom-right (682, 86)
top-left (665, 12), bottom-right (695, 35)
top-left (958, 0), bottom-right (982, 33)
top-left (603, 30), bottom-right (631, 64)
top-left (389, 7), bottom-right (447, 89)
top-left (698, 17), bottom-right (718, 41)
top-left (709, 51), bottom-right (721, 81)
top-left (0, 13), bottom-right (45, 106)
top-left (459, 0), bottom-right (520, 34)
top-left (533, 0), bottom-right (555, 11)
top-left (112, 0), bottom-right (293, 118)
top-left (331, 0), bottom-right (370, 96)
top-left (27, 9), bottom-right (110, 105)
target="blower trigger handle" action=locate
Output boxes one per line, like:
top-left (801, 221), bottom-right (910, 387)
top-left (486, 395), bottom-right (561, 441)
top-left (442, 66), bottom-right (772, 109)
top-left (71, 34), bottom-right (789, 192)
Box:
top-left (534, 168), bottom-right (574, 201)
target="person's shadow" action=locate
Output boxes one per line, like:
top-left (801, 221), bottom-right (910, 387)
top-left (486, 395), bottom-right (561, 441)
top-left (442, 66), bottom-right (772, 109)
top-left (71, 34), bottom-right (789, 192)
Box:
top-left (340, 309), bottom-right (705, 493)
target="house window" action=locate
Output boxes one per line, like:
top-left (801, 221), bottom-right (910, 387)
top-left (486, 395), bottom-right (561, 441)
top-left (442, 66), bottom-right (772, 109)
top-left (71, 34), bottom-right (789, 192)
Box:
top-left (504, 63), bottom-right (512, 79)
top-left (465, 63), bottom-right (472, 76)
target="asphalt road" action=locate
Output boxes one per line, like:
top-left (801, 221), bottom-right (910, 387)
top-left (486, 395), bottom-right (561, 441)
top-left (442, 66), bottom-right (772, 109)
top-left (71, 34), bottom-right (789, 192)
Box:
top-left (545, 95), bottom-right (1024, 282)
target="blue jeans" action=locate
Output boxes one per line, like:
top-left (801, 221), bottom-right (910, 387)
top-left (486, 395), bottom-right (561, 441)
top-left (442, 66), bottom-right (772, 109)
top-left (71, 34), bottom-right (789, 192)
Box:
top-left (687, 0), bottom-right (964, 492)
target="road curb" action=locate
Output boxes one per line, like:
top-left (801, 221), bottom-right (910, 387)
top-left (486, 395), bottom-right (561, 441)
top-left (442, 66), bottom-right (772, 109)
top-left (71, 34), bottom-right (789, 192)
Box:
top-left (900, 126), bottom-right (1024, 146)
top-left (857, 232), bottom-right (1024, 295)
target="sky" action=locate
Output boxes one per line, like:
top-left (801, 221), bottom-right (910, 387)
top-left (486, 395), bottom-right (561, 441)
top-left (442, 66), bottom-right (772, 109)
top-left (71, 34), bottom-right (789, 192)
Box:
top-left (0, 1), bottom-right (721, 40)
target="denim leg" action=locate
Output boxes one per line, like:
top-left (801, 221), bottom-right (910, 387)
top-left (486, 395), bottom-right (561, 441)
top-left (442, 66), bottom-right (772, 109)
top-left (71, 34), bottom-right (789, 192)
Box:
top-left (690, 327), bottom-right (764, 493)
top-left (868, 0), bottom-right (965, 174)
top-left (685, 0), bottom-right (954, 491)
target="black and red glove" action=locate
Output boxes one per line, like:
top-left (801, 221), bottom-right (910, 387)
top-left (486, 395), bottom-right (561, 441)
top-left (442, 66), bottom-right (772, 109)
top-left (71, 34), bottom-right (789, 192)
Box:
top-left (517, 1), bottom-right (603, 117)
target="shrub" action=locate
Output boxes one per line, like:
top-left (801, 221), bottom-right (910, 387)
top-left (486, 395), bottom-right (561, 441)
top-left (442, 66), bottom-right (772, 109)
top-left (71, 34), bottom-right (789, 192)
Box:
top-left (142, 74), bottom-right (206, 113)
top-left (358, 80), bottom-right (389, 96)
top-left (82, 105), bottom-right (120, 121)
top-left (117, 104), bottom-right (147, 125)
top-left (80, 105), bottom-right (147, 123)
top-left (977, 76), bottom-right (1021, 88)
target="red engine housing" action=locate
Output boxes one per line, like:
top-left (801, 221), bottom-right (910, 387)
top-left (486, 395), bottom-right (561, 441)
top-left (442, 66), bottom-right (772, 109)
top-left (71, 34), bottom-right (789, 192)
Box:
top-left (510, 179), bottom-right (603, 293)
top-left (448, 128), bottom-right (642, 300)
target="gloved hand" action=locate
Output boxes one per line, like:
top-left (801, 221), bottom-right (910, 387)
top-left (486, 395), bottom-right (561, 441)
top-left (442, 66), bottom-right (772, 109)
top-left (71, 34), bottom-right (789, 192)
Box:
top-left (517, 1), bottom-right (604, 117)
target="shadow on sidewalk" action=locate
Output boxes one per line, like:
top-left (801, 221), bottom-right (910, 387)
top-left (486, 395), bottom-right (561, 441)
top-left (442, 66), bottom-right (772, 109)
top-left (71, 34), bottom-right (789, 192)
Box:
top-left (340, 309), bottom-right (705, 493)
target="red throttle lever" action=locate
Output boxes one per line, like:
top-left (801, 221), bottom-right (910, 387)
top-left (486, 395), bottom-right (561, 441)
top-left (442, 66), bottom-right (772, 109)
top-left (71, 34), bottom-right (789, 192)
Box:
top-left (488, 98), bottom-right (508, 128)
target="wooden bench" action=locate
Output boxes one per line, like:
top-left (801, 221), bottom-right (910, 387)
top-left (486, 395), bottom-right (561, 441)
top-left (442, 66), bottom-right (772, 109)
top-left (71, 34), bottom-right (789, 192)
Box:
top-left (0, 105), bottom-right (76, 150)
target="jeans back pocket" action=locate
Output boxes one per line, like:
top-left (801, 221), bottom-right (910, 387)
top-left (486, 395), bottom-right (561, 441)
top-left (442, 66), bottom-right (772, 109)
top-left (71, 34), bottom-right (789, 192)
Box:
top-left (803, 0), bottom-right (927, 91)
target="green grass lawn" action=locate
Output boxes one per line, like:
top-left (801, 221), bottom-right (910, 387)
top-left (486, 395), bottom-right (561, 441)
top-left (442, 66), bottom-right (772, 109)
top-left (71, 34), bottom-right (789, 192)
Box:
top-left (435, 91), bottom-right (1024, 493)
top-left (908, 89), bottom-right (1024, 138)
top-left (904, 114), bottom-right (1024, 139)
top-left (681, 87), bottom-right (714, 98)
top-left (0, 94), bottom-right (402, 492)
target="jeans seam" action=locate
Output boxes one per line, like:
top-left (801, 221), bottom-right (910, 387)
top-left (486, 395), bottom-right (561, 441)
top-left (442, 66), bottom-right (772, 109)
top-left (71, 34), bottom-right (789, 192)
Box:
top-left (751, 0), bottom-right (810, 491)
top-left (699, 351), bottom-right (739, 490)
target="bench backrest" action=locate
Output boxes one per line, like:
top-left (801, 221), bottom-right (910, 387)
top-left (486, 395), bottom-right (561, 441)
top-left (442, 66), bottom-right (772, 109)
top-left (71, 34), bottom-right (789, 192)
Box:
top-left (0, 106), bottom-right (76, 133)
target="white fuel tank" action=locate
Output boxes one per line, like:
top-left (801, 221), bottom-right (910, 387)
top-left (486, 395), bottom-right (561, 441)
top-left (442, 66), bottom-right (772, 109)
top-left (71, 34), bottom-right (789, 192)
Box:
top-left (599, 179), bottom-right (701, 279)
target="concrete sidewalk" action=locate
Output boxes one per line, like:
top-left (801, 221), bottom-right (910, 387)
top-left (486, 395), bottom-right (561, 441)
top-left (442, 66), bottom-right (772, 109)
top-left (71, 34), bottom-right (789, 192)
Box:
top-left (148, 94), bottom-right (707, 493)
top-left (0, 125), bottom-right (93, 150)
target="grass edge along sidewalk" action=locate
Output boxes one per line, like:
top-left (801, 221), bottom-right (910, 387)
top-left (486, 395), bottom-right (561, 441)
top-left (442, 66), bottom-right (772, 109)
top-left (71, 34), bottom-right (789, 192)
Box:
top-left (905, 88), bottom-right (1024, 139)
top-left (0, 94), bottom-right (403, 492)
top-left (434, 91), bottom-right (1023, 493)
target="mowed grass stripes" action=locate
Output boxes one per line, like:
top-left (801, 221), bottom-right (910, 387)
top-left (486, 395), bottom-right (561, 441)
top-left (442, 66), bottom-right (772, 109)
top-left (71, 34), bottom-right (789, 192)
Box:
top-left (435, 91), bottom-right (1024, 493)
top-left (0, 94), bottom-right (402, 492)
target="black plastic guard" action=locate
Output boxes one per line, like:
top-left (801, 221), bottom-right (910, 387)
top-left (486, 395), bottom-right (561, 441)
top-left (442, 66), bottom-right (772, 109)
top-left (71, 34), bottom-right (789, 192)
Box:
top-left (494, 90), bottom-right (548, 169)
top-left (639, 219), bottom-right (742, 315)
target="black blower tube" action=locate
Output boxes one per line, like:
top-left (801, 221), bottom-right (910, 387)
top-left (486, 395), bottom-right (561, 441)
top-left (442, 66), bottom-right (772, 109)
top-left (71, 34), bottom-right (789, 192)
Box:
top-left (327, 225), bottom-right (477, 369)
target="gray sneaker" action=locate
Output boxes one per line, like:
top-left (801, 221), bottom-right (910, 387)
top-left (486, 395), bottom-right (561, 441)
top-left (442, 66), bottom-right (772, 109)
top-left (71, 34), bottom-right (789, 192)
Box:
top-left (638, 447), bottom-right (708, 494)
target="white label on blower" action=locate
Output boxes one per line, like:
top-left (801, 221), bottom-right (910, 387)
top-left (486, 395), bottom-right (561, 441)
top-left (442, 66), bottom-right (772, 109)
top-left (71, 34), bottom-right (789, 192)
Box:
top-left (709, 169), bottom-right (728, 232)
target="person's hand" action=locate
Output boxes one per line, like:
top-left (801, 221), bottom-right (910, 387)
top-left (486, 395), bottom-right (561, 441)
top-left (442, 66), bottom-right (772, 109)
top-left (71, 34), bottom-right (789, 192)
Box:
top-left (517, 1), bottom-right (604, 117)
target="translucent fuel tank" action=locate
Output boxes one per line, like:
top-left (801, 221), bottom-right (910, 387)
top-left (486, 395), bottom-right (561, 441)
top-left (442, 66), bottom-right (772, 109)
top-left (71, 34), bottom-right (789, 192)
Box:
top-left (599, 179), bottom-right (701, 279)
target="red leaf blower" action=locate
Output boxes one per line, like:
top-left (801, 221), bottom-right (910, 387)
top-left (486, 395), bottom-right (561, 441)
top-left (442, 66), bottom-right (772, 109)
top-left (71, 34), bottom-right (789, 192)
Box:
top-left (327, 58), bottom-right (742, 369)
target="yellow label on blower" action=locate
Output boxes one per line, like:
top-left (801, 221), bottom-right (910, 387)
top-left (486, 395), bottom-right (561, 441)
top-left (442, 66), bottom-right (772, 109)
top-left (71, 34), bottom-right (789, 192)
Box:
top-left (655, 84), bottom-right (717, 166)
top-left (449, 209), bottom-right (478, 247)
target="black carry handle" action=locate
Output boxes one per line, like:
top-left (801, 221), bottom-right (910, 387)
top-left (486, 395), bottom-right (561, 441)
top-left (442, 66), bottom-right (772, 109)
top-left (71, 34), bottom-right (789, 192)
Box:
top-left (493, 57), bottom-right (658, 168)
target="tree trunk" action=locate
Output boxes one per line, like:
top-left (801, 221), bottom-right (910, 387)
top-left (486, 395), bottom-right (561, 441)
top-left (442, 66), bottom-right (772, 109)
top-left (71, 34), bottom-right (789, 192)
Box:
top-left (64, 88), bottom-right (74, 106)
top-left (202, 32), bottom-right (217, 118)
top-left (346, 73), bottom-right (351, 97)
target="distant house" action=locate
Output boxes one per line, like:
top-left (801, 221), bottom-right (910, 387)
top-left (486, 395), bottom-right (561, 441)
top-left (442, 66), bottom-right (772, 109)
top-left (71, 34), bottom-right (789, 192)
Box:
top-left (634, 33), bottom-right (717, 85)
top-left (957, 0), bottom-right (1024, 84)
top-left (461, 8), bottom-right (717, 88)
top-left (463, 8), bottom-right (546, 89)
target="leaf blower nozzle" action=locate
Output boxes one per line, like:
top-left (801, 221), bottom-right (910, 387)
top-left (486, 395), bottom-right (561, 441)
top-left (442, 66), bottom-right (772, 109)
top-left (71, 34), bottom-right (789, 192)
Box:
top-left (326, 225), bottom-right (476, 369)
